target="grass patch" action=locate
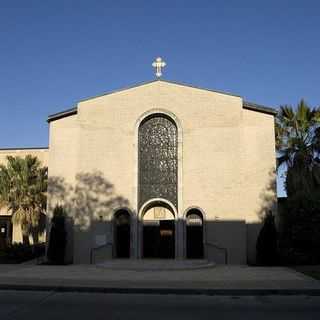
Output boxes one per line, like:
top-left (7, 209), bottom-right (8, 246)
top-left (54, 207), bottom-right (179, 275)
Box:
top-left (293, 266), bottom-right (320, 280)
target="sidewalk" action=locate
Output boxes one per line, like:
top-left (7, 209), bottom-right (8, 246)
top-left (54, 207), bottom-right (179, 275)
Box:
top-left (0, 263), bottom-right (320, 295)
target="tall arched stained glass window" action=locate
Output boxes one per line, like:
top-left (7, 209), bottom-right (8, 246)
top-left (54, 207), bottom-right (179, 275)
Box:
top-left (138, 114), bottom-right (178, 210)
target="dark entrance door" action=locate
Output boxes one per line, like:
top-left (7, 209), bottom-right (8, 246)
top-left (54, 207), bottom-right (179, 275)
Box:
top-left (0, 216), bottom-right (12, 250)
top-left (143, 221), bottom-right (160, 258)
top-left (114, 211), bottom-right (130, 258)
top-left (143, 220), bottom-right (175, 259)
top-left (187, 225), bottom-right (203, 258)
top-left (159, 220), bottom-right (175, 258)
top-left (186, 211), bottom-right (204, 259)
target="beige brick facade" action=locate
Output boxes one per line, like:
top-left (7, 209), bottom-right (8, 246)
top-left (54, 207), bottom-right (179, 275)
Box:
top-left (47, 80), bottom-right (277, 264)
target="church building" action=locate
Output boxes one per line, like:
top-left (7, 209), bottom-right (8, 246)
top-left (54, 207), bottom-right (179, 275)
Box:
top-left (1, 58), bottom-right (277, 264)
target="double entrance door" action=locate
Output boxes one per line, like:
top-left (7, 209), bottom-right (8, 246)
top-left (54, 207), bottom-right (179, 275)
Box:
top-left (143, 220), bottom-right (175, 259)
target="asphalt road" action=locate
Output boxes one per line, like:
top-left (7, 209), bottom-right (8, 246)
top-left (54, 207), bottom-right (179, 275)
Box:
top-left (1, 290), bottom-right (320, 320)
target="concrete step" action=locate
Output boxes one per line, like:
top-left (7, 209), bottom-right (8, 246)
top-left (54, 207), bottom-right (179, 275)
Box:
top-left (97, 259), bottom-right (215, 271)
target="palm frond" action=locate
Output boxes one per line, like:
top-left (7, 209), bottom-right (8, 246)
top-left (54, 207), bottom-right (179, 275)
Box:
top-left (276, 100), bottom-right (320, 197)
top-left (0, 155), bottom-right (48, 232)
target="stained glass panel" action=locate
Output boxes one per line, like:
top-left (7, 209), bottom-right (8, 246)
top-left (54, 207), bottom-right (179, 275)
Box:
top-left (138, 115), bottom-right (178, 209)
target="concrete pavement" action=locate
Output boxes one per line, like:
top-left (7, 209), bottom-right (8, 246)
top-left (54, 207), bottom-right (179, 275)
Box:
top-left (0, 262), bottom-right (319, 295)
top-left (1, 291), bottom-right (320, 320)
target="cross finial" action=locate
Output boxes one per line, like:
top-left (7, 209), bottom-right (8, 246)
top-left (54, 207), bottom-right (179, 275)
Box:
top-left (152, 57), bottom-right (166, 78)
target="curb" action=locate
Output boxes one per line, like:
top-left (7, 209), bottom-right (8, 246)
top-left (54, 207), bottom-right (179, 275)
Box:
top-left (1, 284), bottom-right (320, 296)
top-left (95, 262), bottom-right (216, 271)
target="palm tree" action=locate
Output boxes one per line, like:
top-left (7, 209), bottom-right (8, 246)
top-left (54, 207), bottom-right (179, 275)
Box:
top-left (0, 155), bottom-right (47, 244)
top-left (276, 99), bottom-right (320, 198)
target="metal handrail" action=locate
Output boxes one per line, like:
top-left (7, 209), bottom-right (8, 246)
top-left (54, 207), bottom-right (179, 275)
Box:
top-left (90, 243), bottom-right (112, 264)
top-left (205, 241), bottom-right (228, 265)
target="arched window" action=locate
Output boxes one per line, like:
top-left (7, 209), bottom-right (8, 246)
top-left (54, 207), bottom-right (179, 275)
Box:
top-left (138, 114), bottom-right (178, 209)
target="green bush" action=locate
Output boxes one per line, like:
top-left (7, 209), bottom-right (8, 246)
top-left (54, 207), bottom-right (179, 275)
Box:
top-left (256, 212), bottom-right (278, 266)
top-left (279, 195), bottom-right (320, 265)
top-left (0, 243), bottom-right (45, 264)
top-left (47, 205), bottom-right (67, 264)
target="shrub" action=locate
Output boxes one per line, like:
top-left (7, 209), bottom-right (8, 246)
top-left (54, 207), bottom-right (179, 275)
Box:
top-left (256, 211), bottom-right (278, 266)
top-left (0, 243), bottom-right (45, 264)
top-left (47, 205), bottom-right (67, 264)
top-left (278, 195), bottom-right (320, 265)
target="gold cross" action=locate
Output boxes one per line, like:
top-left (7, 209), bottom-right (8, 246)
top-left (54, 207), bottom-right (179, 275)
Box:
top-left (152, 57), bottom-right (166, 78)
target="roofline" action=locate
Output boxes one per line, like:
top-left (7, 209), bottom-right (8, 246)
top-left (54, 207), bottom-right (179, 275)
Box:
top-left (0, 147), bottom-right (48, 151)
top-left (160, 79), bottom-right (242, 98)
top-left (47, 107), bottom-right (77, 122)
top-left (47, 80), bottom-right (277, 122)
top-left (243, 101), bottom-right (277, 116)
top-left (78, 79), bottom-right (242, 102)
top-left (78, 79), bottom-right (160, 102)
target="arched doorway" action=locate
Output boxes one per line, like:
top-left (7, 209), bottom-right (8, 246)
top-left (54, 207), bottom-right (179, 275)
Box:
top-left (142, 202), bottom-right (175, 259)
top-left (114, 209), bottom-right (130, 258)
top-left (186, 209), bottom-right (204, 259)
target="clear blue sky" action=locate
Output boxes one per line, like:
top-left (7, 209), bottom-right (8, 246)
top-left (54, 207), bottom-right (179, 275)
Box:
top-left (1, 0), bottom-right (319, 196)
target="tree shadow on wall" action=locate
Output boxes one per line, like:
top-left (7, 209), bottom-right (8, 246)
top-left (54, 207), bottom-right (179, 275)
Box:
top-left (257, 168), bottom-right (277, 221)
top-left (48, 171), bottom-right (130, 263)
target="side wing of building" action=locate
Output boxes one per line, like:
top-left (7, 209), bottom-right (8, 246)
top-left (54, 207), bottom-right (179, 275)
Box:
top-left (0, 148), bottom-right (49, 244)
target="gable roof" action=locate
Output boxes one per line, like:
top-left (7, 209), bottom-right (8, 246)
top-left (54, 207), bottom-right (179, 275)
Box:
top-left (47, 79), bottom-right (277, 122)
